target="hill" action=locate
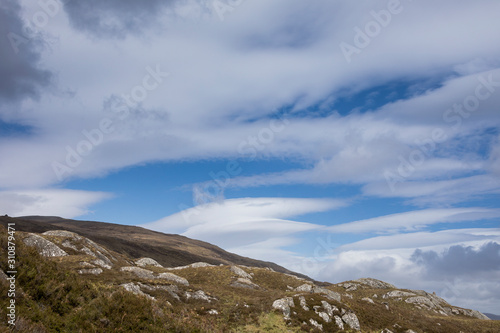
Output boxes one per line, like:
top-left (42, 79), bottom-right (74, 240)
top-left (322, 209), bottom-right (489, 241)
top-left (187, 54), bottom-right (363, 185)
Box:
top-left (1, 216), bottom-right (499, 332)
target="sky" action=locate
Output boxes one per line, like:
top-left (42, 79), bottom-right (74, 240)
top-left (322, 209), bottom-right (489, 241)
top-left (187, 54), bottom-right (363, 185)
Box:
top-left (1, 0), bottom-right (500, 314)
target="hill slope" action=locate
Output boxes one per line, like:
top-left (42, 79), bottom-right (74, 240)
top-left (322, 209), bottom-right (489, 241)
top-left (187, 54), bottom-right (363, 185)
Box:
top-left (6, 215), bottom-right (308, 279)
top-left (1, 216), bottom-right (499, 332)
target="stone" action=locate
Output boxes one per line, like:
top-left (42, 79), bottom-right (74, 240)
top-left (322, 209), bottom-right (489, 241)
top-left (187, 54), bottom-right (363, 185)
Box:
top-left (295, 283), bottom-right (314, 293)
top-left (157, 272), bottom-right (189, 286)
top-left (317, 311), bottom-right (330, 323)
top-left (61, 240), bottom-right (78, 251)
top-left (120, 266), bottom-right (156, 279)
top-left (381, 329), bottom-right (394, 333)
top-left (78, 268), bottom-right (103, 275)
top-left (342, 312), bottom-right (361, 331)
top-left (135, 257), bottom-right (163, 268)
top-left (120, 282), bottom-right (154, 300)
top-left (383, 290), bottom-right (416, 299)
top-left (207, 309), bottom-right (218, 315)
top-left (321, 301), bottom-right (334, 317)
top-left (272, 297), bottom-right (294, 318)
top-left (309, 319), bottom-right (323, 331)
top-left (299, 296), bottom-right (309, 311)
top-left (43, 230), bottom-right (82, 239)
top-left (362, 297), bottom-right (375, 304)
top-left (312, 286), bottom-right (342, 302)
top-left (405, 296), bottom-right (437, 309)
top-left (334, 315), bottom-right (344, 330)
top-left (91, 259), bottom-right (112, 270)
top-left (230, 266), bottom-right (252, 279)
top-left (230, 277), bottom-right (259, 289)
top-left (23, 234), bottom-right (68, 257)
top-left (354, 278), bottom-right (395, 289)
top-left (185, 290), bottom-right (216, 302)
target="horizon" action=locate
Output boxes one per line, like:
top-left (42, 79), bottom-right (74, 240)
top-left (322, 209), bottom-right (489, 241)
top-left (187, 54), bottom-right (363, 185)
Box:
top-left (1, 0), bottom-right (499, 314)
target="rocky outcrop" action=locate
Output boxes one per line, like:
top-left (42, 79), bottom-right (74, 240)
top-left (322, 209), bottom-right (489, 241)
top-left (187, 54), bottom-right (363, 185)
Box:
top-left (383, 290), bottom-right (416, 298)
top-left (135, 257), bottom-right (163, 268)
top-left (23, 234), bottom-right (68, 257)
top-left (120, 282), bottom-right (154, 300)
top-left (354, 278), bottom-right (396, 289)
top-left (157, 272), bottom-right (189, 286)
top-left (294, 283), bottom-right (341, 302)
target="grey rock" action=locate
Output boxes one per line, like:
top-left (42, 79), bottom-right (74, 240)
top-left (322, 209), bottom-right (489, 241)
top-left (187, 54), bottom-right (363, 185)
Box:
top-left (354, 278), bottom-right (395, 289)
top-left (272, 297), bottom-right (294, 318)
top-left (135, 257), bottom-right (163, 268)
top-left (157, 272), bottom-right (189, 286)
top-left (78, 268), bottom-right (103, 275)
top-left (61, 240), bottom-right (78, 251)
top-left (334, 315), bottom-right (344, 330)
top-left (321, 301), bottom-right (334, 317)
top-left (405, 296), bottom-right (437, 309)
top-left (299, 296), bottom-right (309, 311)
top-left (23, 234), bottom-right (68, 257)
top-left (43, 230), bottom-right (81, 239)
top-left (362, 297), bottom-right (375, 304)
top-left (381, 329), bottom-right (394, 333)
top-left (207, 309), bottom-right (218, 315)
top-left (120, 266), bottom-right (156, 279)
top-left (295, 283), bottom-right (314, 293)
top-left (312, 286), bottom-right (342, 302)
top-left (120, 282), bottom-right (154, 300)
top-left (168, 262), bottom-right (215, 270)
top-left (342, 312), bottom-right (361, 331)
top-left (185, 290), bottom-right (216, 302)
top-left (230, 277), bottom-right (259, 289)
top-left (309, 319), bottom-right (323, 331)
top-left (230, 266), bottom-right (252, 279)
top-left (91, 258), bottom-right (112, 270)
top-left (383, 290), bottom-right (416, 299)
top-left (317, 311), bottom-right (330, 323)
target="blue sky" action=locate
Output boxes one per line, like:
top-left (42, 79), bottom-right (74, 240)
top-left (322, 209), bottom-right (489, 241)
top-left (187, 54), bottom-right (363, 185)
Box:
top-left (1, 0), bottom-right (500, 313)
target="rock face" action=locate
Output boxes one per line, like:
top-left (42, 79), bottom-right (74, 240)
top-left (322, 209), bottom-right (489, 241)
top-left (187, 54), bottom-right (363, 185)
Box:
top-left (23, 234), bottom-right (68, 257)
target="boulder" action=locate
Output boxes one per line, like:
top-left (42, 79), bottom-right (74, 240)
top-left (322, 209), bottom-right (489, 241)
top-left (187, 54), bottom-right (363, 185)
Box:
top-left (334, 315), bottom-right (344, 330)
top-left (43, 230), bottom-right (81, 240)
top-left (78, 268), bottom-right (103, 275)
top-left (295, 283), bottom-right (314, 293)
top-left (185, 290), bottom-right (216, 302)
top-left (313, 286), bottom-right (342, 302)
top-left (135, 257), bottom-right (163, 268)
top-left (309, 319), bottom-right (323, 331)
top-left (272, 297), bottom-right (294, 318)
top-left (230, 266), bottom-right (252, 279)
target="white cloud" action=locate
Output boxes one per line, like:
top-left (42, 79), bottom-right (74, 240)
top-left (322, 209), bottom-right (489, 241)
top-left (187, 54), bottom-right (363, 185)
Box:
top-left (142, 197), bottom-right (346, 248)
top-left (327, 208), bottom-right (500, 234)
top-left (0, 189), bottom-right (112, 218)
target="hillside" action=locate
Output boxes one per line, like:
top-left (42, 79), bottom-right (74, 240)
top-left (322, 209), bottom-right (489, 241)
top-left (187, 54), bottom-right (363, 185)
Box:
top-left (6, 215), bottom-right (308, 279)
top-left (1, 216), bottom-right (499, 332)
